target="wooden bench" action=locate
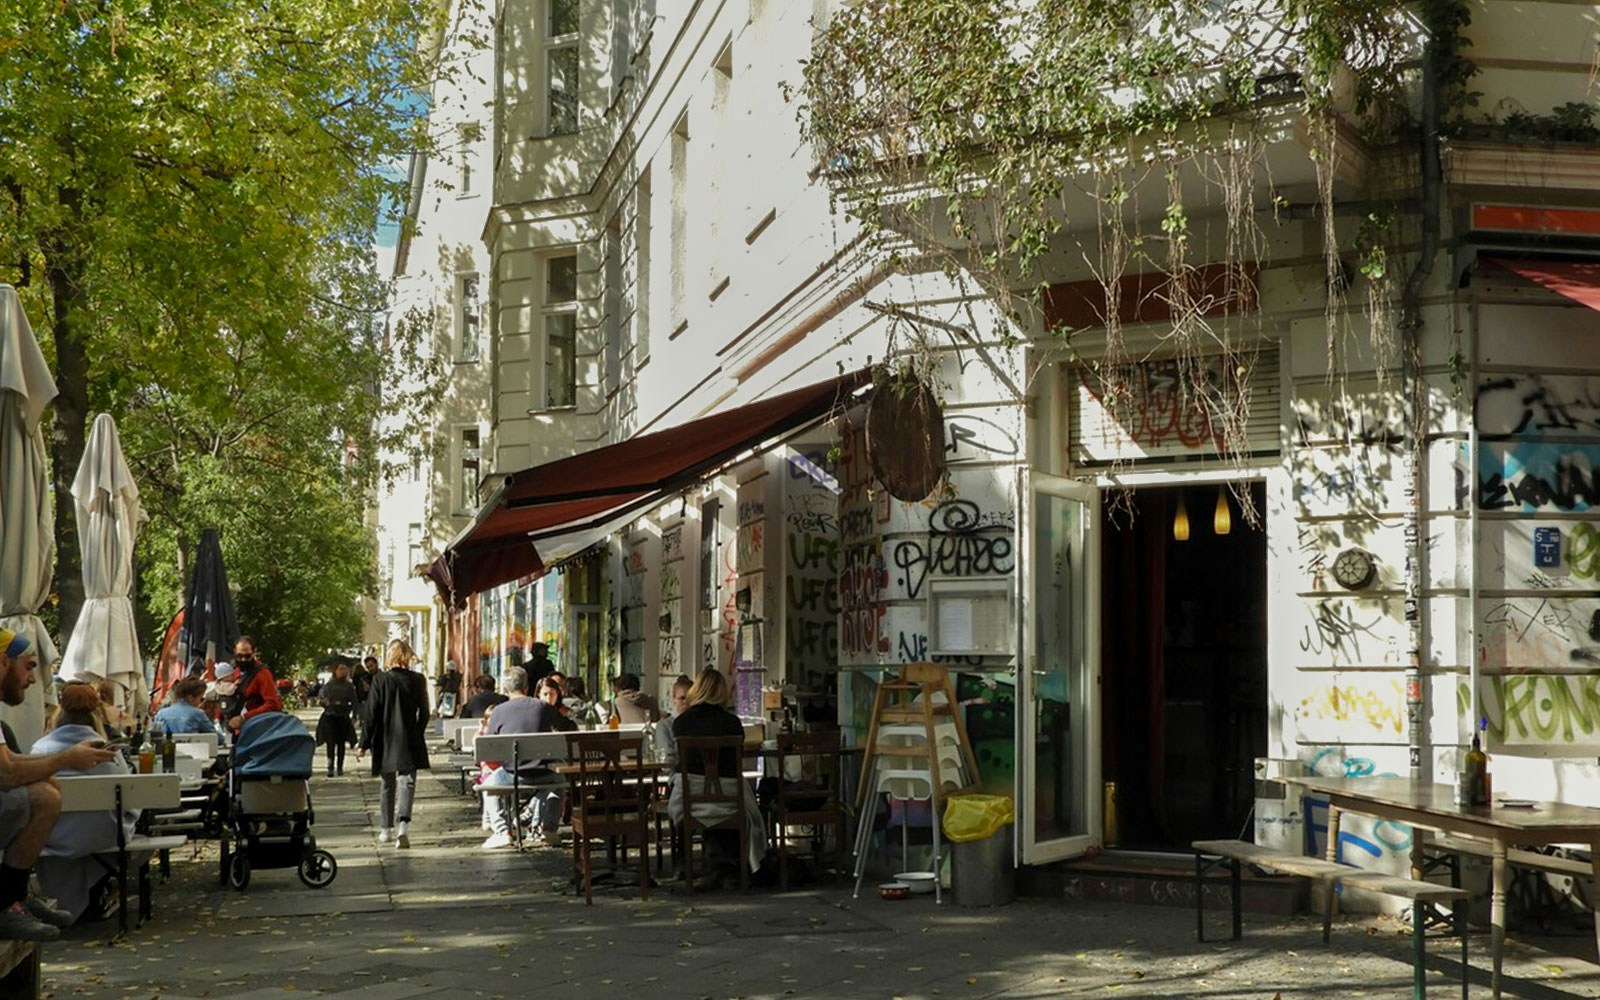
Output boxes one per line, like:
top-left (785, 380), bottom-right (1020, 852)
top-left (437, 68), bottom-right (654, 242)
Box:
top-left (0, 940), bottom-right (39, 1000)
top-left (58, 774), bottom-right (186, 935)
top-left (1194, 839), bottom-right (1469, 999)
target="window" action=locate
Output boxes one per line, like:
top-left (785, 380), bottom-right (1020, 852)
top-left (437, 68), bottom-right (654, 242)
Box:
top-left (547, 0), bottom-right (580, 136)
top-left (634, 167), bottom-right (651, 365)
top-left (457, 122), bottom-right (481, 195)
top-left (459, 427), bottom-right (481, 513)
top-left (406, 523), bottom-right (424, 574)
top-left (456, 273), bottom-right (481, 362)
top-left (603, 214), bottom-right (623, 394)
top-left (543, 253), bottom-right (578, 409)
top-left (669, 114), bottom-right (689, 325)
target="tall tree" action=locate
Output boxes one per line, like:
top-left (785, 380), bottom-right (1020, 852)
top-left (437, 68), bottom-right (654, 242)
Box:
top-left (0, 0), bottom-right (441, 638)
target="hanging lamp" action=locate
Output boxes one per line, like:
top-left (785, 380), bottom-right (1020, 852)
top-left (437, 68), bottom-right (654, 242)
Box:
top-left (1173, 492), bottom-right (1190, 541)
top-left (1214, 486), bottom-right (1232, 536)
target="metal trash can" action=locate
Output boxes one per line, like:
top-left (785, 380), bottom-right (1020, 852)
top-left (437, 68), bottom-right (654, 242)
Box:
top-left (951, 829), bottom-right (1015, 906)
top-left (944, 794), bottom-right (1016, 907)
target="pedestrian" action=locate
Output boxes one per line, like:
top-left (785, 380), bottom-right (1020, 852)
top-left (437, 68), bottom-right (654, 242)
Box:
top-left (437, 659), bottom-right (462, 717)
top-left (525, 641), bottom-right (556, 686)
top-left (228, 636), bottom-right (281, 731)
top-left (352, 654), bottom-right (376, 741)
top-left (315, 662), bottom-right (358, 777)
top-left (360, 639), bottom-right (430, 848)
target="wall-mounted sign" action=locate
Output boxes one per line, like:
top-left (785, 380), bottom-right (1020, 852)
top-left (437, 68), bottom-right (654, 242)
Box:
top-left (1534, 527), bottom-right (1563, 569)
top-left (927, 578), bottom-right (1015, 658)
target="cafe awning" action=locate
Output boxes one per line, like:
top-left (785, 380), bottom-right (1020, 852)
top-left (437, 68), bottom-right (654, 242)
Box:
top-left (1482, 256), bottom-right (1600, 313)
top-left (426, 368), bottom-right (871, 605)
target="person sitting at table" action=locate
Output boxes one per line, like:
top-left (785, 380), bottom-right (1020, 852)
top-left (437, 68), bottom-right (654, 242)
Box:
top-left (95, 679), bottom-right (130, 739)
top-left (652, 674), bottom-right (694, 766)
top-left (459, 673), bottom-right (506, 722)
top-left (29, 684), bottom-right (142, 925)
top-left (152, 677), bottom-right (216, 735)
top-left (608, 673), bottom-right (660, 726)
top-left (480, 669), bottom-right (574, 850)
top-left (669, 668), bottom-right (767, 889)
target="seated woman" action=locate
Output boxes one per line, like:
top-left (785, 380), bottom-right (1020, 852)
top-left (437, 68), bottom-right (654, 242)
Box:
top-left (152, 677), bottom-right (217, 735)
top-left (668, 668), bottom-right (766, 887)
top-left (29, 684), bottom-right (142, 923)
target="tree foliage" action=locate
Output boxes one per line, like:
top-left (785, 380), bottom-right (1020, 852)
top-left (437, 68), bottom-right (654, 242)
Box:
top-left (0, 0), bottom-right (444, 658)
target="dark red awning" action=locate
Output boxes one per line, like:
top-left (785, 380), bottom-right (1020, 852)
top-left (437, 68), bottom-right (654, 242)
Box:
top-left (426, 368), bottom-right (870, 605)
top-left (1483, 256), bottom-right (1600, 312)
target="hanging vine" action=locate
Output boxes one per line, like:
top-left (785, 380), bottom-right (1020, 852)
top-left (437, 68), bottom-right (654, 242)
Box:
top-left (792, 0), bottom-right (1480, 522)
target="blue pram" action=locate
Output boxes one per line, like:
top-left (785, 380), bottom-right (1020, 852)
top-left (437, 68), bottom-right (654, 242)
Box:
top-left (221, 712), bottom-right (337, 889)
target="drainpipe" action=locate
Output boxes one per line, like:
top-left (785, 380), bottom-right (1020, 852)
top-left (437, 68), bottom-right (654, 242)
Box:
top-left (1399, 11), bottom-right (1443, 781)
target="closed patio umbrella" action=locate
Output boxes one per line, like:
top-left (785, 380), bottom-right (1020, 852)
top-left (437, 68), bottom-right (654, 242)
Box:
top-left (178, 527), bottom-right (238, 675)
top-left (58, 413), bottom-right (148, 717)
top-left (0, 284), bottom-right (59, 749)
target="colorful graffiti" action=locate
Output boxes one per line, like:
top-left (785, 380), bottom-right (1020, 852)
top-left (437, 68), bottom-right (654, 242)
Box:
top-left (1478, 442), bottom-right (1600, 512)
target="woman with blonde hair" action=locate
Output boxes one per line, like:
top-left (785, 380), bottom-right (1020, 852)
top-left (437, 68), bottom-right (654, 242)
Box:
top-left (360, 637), bottom-right (430, 847)
top-left (668, 668), bottom-right (765, 888)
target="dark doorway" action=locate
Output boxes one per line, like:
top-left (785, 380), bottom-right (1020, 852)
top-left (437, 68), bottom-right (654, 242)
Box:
top-left (1099, 482), bottom-right (1267, 850)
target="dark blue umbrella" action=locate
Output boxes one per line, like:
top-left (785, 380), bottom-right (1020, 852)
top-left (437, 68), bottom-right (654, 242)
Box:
top-left (178, 527), bottom-right (239, 670)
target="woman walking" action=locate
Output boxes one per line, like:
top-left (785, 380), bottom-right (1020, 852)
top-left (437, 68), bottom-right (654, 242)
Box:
top-left (360, 640), bottom-right (430, 848)
top-left (315, 662), bottom-right (358, 777)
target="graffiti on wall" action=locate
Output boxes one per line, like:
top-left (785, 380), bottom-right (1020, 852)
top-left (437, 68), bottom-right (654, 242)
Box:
top-left (1463, 675), bottom-right (1600, 746)
top-left (944, 413), bottom-right (1020, 465)
top-left (1479, 442), bottom-right (1600, 512)
top-left (1294, 678), bottom-right (1405, 740)
top-left (889, 499), bottom-right (1016, 601)
top-left (1477, 373), bottom-right (1600, 440)
top-left (1297, 599), bottom-right (1401, 666)
top-left (1477, 596), bottom-right (1600, 672)
top-left (786, 489), bottom-right (840, 682)
top-left (620, 539), bottom-right (647, 674)
top-left (659, 525), bottom-right (683, 682)
top-left (1077, 357), bottom-right (1240, 455)
top-left (1301, 748), bottom-right (1413, 867)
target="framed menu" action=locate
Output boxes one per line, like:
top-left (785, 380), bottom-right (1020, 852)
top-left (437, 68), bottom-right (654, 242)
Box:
top-left (927, 578), bottom-right (1015, 657)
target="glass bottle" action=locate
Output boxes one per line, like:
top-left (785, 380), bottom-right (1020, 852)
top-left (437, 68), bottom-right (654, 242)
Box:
top-left (1464, 733), bottom-right (1488, 806)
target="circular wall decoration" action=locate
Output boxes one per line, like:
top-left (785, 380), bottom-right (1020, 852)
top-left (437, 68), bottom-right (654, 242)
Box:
top-left (865, 378), bottom-right (946, 501)
top-left (1331, 548), bottom-right (1377, 591)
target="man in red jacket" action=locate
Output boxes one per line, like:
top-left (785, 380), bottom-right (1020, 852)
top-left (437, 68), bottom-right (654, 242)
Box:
top-left (227, 635), bottom-right (281, 730)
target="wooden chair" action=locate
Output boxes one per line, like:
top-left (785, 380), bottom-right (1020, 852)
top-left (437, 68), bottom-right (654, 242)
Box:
top-left (772, 730), bottom-right (845, 889)
top-left (676, 735), bottom-right (751, 893)
top-left (564, 732), bottom-right (650, 904)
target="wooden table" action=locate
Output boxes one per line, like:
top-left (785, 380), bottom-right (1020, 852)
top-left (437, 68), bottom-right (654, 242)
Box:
top-left (1285, 775), bottom-right (1600, 998)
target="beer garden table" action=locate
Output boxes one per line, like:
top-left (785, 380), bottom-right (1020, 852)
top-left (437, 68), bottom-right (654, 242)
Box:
top-left (1283, 774), bottom-right (1600, 999)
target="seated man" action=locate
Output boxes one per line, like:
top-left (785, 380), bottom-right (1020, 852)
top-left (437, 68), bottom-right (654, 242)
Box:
top-left (152, 677), bottom-right (216, 735)
top-left (480, 669), bottom-right (573, 850)
top-left (459, 673), bottom-right (506, 722)
top-left (0, 627), bottom-right (118, 940)
top-left (607, 672), bottom-right (660, 725)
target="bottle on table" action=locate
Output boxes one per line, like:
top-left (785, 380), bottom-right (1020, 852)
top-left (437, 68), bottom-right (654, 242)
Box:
top-left (1465, 732), bottom-right (1488, 806)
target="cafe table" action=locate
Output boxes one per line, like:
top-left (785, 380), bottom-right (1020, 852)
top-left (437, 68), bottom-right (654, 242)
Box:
top-left (1284, 774), bottom-right (1600, 999)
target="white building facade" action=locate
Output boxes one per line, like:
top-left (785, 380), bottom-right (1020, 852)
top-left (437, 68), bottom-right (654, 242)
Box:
top-left (422, 0), bottom-right (1600, 884)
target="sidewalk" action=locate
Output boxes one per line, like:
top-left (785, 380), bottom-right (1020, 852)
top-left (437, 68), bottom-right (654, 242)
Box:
top-left (35, 753), bottom-right (1600, 999)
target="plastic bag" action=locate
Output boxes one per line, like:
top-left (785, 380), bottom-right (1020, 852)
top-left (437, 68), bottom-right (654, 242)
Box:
top-left (942, 793), bottom-right (1014, 843)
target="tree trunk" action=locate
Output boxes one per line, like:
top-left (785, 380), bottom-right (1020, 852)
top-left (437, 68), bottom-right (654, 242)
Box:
top-left (46, 235), bottom-right (88, 645)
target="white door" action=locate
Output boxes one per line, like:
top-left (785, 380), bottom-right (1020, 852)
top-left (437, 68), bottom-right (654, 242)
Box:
top-left (1019, 473), bottom-right (1101, 864)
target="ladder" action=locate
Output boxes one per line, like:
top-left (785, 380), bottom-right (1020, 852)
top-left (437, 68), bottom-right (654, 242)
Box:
top-left (854, 661), bottom-right (981, 812)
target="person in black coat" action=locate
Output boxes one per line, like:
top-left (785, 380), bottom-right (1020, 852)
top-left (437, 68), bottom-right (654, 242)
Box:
top-left (360, 640), bottom-right (430, 848)
top-left (315, 663), bottom-right (358, 777)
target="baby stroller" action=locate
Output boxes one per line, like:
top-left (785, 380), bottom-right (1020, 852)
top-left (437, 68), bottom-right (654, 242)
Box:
top-left (220, 712), bottom-right (338, 890)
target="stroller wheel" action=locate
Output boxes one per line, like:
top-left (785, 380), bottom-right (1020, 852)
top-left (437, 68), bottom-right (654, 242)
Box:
top-left (298, 849), bottom-right (338, 889)
top-left (228, 850), bottom-right (251, 891)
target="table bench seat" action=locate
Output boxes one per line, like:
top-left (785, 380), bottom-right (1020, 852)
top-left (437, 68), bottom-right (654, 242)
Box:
top-left (0, 939), bottom-right (38, 1000)
top-left (1430, 834), bottom-right (1592, 879)
top-left (1194, 839), bottom-right (1468, 1000)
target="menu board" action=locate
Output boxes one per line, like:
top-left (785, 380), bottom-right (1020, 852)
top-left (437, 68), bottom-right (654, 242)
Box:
top-left (927, 578), bottom-right (1015, 657)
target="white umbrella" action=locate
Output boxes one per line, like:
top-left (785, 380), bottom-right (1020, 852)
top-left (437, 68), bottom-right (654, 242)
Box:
top-left (0, 284), bottom-right (59, 749)
top-left (58, 413), bottom-right (148, 717)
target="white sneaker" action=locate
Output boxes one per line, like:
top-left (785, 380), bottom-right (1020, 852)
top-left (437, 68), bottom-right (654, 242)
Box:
top-left (396, 832), bottom-right (411, 849)
top-left (539, 829), bottom-right (563, 849)
top-left (481, 832), bottom-right (513, 850)
top-left (377, 828), bottom-right (393, 845)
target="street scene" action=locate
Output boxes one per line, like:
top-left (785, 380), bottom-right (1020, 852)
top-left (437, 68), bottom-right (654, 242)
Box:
top-left (4, 0), bottom-right (1600, 998)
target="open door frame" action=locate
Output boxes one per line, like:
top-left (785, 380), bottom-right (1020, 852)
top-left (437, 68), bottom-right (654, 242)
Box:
top-left (1019, 471), bottom-right (1102, 865)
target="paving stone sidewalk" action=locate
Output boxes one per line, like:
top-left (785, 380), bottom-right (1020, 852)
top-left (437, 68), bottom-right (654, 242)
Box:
top-left (32, 738), bottom-right (1600, 999)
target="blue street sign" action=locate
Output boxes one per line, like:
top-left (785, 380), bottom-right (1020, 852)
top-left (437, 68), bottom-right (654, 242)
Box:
top-left (1534, 527), bottom-right (1562, 569)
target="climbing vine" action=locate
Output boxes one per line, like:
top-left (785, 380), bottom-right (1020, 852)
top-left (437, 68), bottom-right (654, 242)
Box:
top-left (794, 0), bottom-right (1483, 519)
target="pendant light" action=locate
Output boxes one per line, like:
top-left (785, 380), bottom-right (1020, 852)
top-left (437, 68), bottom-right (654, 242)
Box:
top-left (1172, 492), bottom-right (1190, 542)
top-left (1214, 486), bottom-right (1232, 536)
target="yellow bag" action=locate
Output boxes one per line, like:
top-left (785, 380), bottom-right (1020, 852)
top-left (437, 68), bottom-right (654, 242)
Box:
top-left (941, 793), bottom-right (1014, 843)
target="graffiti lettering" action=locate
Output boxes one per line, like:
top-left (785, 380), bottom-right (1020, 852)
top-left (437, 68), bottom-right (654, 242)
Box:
top-left (788, 534), bottom-right (838, 572)
top-left (788, 618), bottom-right (838, 659)
top-left (895, 631), bottom-right (984, 666)
top-left (1298, 601), bottom-right (1387, 662)
top-left (1465, 676), bottom-right (1600, 745)
top-left (944, 414), bottom-right (1019, 462)
top-left (787, 493), bottom-right (837, 534)
top-left (1476, 374), bottom-right (1600, 439)
top-left (1296, 681), bottom-right (1404, 736)
top-left (737, 499), bottom-right (766, 524)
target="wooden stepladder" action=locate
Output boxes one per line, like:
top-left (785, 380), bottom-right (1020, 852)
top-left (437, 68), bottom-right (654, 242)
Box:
top-left (854, 662), bottom-right (981, 812)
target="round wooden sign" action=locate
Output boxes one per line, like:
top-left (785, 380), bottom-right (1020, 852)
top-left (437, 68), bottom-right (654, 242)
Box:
top-left (866, 379), bottom-right (946, 501)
